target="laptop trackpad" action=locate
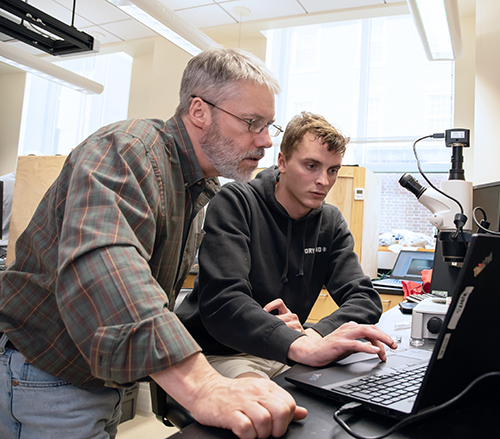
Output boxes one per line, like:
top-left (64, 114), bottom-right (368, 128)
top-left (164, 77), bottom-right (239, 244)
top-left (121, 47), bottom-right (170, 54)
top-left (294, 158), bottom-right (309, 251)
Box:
top-left (338, 347), bottom-right (432, 366)
top-left (293, 349), bottom-right (433, 389)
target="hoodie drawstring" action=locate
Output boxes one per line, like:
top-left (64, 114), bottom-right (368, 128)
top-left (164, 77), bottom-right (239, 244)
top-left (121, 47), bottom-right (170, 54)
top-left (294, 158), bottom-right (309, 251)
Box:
top-left (280, 218), bottom-right (292, 283)
top-left (280, 217), bottom-right (308, 282)
top-left (297, 217), bottom-right (308, 277)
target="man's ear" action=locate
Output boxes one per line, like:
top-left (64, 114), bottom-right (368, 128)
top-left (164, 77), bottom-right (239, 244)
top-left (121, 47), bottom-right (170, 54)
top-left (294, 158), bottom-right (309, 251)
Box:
top-left (277, 151), bottom-right (287, 174)
top-left (189, 97), bottom-right (211, 129)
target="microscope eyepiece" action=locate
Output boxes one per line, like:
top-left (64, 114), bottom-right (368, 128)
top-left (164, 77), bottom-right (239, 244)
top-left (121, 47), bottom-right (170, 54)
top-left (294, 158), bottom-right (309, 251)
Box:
top-left (399, 173), bottom-right (426, 199)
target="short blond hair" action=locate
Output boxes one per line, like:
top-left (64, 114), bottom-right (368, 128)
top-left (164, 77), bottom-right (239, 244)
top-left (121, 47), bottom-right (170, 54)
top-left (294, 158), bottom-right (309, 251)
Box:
top-left (281, 112), bottom-right (349, 160)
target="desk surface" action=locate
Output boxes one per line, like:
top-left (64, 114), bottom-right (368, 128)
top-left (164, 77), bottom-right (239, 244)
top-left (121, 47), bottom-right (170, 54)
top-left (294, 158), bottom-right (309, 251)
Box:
top-left (168, 308), bottom-right (499, 439)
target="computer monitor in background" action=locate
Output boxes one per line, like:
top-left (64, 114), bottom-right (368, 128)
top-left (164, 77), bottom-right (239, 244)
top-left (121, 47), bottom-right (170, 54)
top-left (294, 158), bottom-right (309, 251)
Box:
top-left (428, 181), bottom-right (500, 298)
top-left (473, 181), bottom-right (500, 233)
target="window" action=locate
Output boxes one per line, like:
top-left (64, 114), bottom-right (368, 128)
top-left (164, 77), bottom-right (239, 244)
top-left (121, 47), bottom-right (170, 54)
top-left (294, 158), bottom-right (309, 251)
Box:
top-left (264, 15), bottom-right (455, 173)
top-left (291, 25), bottom-right (320, 73)
top-left (427, 93), bottom-right (453, 133)
top-left (19, 52), bottom-right (133, 156)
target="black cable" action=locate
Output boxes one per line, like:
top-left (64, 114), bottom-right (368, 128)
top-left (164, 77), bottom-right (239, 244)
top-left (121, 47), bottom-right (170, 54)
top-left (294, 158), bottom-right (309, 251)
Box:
top-left (458, 228), bottom-right (469, 252)
top-left (333, 371), bottom-right (500, 439)
top-left (375, 269), bottom-right (393, 280)
top-left (473, 207), bottom-right (500, 235)
top-left (72, 0), bottom-right (77, 27)
top-left (412, 135), bottom-right (465, 215)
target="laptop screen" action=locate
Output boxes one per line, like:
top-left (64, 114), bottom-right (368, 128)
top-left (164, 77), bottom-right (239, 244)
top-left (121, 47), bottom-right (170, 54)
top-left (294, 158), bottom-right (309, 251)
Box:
top-left (392, 251), bottom-right (434, 280)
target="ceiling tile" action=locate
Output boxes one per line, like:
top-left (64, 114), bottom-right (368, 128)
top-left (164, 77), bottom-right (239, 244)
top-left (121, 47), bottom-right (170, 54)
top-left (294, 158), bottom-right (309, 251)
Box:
top-left (162, 0), bottom-right (216, 10)
top-left (21, 0), bottom-right (74, 24)
top-left (99, 19), bottom-right (157, 41)
top-left (175, 4), bottom-right (236, 28)
top-left (79, 24), bottom-right (123, 45)
top-left (53, 0), bottom-right (131, 26)
top-left (217, 0), bottom-right (306, 23)
top-left (299, 0), bottom-right (383, 14)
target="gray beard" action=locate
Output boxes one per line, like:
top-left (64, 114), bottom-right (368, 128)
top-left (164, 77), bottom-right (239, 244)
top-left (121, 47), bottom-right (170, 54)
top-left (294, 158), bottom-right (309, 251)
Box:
top-left (200, 121), bottom-right (264, 182)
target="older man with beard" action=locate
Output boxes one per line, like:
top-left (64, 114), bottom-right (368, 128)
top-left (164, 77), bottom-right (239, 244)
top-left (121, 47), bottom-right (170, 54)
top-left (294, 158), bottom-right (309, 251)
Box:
top-left (0, 46), bottom-right (307, 439)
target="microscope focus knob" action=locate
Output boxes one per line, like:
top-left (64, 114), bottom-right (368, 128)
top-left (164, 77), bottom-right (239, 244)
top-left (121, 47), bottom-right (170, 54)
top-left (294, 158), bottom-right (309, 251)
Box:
top-left (427, 317), bottom-right (443, 334)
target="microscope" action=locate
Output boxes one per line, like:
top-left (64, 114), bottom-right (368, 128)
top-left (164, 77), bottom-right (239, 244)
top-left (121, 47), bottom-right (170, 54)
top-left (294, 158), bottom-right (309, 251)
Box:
top-left (399, 128), bottom-right (472, 267)
top-left (399, 129), bottom-right (472, 346)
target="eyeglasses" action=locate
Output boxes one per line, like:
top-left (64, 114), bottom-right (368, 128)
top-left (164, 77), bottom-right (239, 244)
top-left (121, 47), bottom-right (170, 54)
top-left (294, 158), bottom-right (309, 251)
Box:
top-left (191, 95), bottom-right (283, 137)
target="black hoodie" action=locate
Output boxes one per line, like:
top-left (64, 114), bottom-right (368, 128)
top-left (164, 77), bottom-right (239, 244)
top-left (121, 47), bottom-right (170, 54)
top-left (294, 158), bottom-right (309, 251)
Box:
top-left (176, 166), bottom-right (382, 364)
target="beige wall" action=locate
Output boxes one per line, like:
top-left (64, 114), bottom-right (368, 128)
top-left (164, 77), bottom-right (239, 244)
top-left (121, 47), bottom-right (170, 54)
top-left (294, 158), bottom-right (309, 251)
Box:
top-left (454, 14), bottom-right (476, 183)
top-left (473, 0), bottom-right (500, 185)
top-left (127, 51), bottom-right (155, 119)
top-left (128, 38), bottom-right (192, 120)
top-left (0, 72), bottom-right (26, 176)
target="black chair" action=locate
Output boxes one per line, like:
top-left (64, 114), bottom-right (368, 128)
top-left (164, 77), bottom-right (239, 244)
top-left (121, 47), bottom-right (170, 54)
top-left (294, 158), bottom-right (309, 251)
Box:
top-left (150, 287), bottom-right (196, 429)
top-left (150, 381), bottom-right (195, 430)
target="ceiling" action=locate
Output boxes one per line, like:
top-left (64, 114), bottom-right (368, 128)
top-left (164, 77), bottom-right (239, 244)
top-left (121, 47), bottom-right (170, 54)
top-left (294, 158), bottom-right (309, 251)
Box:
top-left (0, 0), bottom-right (476, 68)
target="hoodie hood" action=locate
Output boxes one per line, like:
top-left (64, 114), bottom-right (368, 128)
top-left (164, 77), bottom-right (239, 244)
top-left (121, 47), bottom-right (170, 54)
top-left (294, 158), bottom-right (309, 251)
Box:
top-left (249, 166), bottom-right (324, 223)
top-left (247, 166), bottom-right (324, 282)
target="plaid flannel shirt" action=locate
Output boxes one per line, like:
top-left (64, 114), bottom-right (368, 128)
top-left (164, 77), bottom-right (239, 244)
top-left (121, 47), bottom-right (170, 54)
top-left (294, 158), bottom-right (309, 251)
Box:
top-left (0, 116), bottom-right (220, 389)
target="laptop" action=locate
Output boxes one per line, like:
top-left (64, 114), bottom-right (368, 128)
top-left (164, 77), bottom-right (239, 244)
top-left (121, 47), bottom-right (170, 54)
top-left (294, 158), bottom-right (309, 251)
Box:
top-left (286, 233), bottom-right (500, 419)
top-left (372, 250), bottom-right (434, 289)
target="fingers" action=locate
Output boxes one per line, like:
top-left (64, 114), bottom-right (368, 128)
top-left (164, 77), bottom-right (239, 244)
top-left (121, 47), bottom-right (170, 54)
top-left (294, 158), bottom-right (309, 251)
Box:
top-left (260, 383), bottom-right (301, 438)
top-left (337, 322), bottom-right (398, 351)
top-left (347, 338), bottom-right (386, 360)
top-left (299, 322), bottom-right (397, 365)
top-left (231, 405), bottom-right (271, 439)
top-left (229, 411), bottom-right (258, 439)
top-left (202, 377), bottom-right (304, 439)
top-left (264, 299), bottom-right (304, 333)
top-left (293, 405), bottom-right (308, 420)
top-left (231, 380), bottom-right (301, 439)
top-left (276, 313), bottom-right (304, 332)
top-left (263, 298), bottom-right (288, 314)
top-left (371, 339), bottom-right (388, 362)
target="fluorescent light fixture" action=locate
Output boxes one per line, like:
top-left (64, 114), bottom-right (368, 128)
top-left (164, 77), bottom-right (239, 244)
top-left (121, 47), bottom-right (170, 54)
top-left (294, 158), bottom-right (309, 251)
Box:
top-left (0, 41), bottom-right (104, 94)
top-left (106, 0), bottom-right (216, 56)
top-left (407, 0), bottom-right (463, 60)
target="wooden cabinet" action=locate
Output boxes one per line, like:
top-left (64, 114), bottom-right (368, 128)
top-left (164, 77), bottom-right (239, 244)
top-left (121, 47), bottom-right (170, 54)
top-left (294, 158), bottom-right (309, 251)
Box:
top-left (7, 156), bottom-right (67, 265)
top-left (378, 293), bottom-right (403, 313)
top-left (306, 166), bottom-right (382, 323)
top-left (307, 289), bottom-right (403, 324)
top-left (325, 166), bottom-right (380, 280)
top-left (182, 274), bottom-right (196, 288)
top-left (307, 290), bottom-right (339, 323)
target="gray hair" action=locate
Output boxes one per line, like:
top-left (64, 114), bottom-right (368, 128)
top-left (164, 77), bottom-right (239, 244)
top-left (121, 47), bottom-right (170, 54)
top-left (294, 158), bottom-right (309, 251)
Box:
top-left (175, 46), bottom-right (280, 117)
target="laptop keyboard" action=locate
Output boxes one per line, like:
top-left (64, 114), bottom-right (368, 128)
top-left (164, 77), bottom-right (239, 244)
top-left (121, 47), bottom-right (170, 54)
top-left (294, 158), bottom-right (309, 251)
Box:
top-left (333, 363), bottom-right (427, 406)
top-left (379, 278), bottom-right (402, 285)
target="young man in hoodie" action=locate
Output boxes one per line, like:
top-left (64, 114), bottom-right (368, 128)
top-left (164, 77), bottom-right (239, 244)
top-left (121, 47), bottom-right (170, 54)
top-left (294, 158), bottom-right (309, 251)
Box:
top-left (176, 112), bottom-right (396, 379)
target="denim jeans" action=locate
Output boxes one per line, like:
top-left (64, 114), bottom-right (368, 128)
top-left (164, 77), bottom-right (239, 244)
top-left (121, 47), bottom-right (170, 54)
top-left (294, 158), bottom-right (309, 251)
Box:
top-left (0, 334), bottom-right (124, 439)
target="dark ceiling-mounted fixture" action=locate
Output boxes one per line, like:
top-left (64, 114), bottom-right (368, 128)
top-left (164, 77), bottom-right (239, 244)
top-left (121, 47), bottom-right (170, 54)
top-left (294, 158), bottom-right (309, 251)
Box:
top-left (0, 0), bottom-right (99, 56)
